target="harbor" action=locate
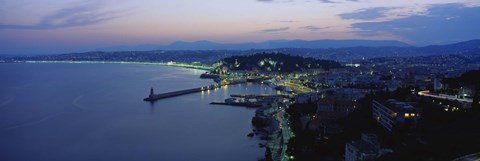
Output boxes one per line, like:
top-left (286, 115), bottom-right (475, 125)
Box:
top-left (210, 94), bottom-right (288, 108)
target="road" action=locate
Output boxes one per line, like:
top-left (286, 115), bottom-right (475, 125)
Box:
top-left (285, 81), bottom-right (313, 93)
top-left (418, 90), bottom-right (473, 103)
top-left (452, 152), bottom-right (480, 161)
top-left (276, 101), bottom-right (294, 161)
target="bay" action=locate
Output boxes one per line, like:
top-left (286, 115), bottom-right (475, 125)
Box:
top-left (0, 63), bottom-right (278, 161)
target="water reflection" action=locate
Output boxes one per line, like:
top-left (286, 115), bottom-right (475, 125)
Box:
top-left (0, 63), bottom-right (273, 161)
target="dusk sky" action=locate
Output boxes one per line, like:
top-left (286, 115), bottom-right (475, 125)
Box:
top-left (1, 0), bottom-right (480, 55)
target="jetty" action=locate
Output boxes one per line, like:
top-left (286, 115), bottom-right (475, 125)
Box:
top-left (144, 85), bottom-right (216, 102)
top-left (144, 78), bottom-right (247, 102)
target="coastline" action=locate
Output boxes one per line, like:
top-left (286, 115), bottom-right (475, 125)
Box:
top-left (3, 61), bottom-right (291, 161)
top-left (252, 98), bottom-right (293, 161)
top-left (0, 63), bottom-right (266, 161)
top-left (7, 60), bottom-right (212, 71)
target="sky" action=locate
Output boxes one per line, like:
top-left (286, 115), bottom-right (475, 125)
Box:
top-left (0, 0), bottom-right (479, 55)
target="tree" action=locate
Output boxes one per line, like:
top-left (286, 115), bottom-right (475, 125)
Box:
top-left (265, 147), bottom-right (273, 161)
top-left (472, 84), bottom-right (480, 110)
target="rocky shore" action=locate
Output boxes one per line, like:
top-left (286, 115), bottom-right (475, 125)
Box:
top-left (251, 96), bottom-right (292, 161)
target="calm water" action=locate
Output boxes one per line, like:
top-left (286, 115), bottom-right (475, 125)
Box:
top-left (0, 63), bottom-right (278, 161)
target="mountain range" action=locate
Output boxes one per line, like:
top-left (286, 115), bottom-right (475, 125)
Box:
top-left (4, 39), bottom-right (479, 64)
top-left (98, 39), bottom-right (411, 51)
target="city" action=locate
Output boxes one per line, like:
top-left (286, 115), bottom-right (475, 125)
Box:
top-left (2, 41), bottom-right (479, 161)
top-left (1, 1), bottom-right (480, 161)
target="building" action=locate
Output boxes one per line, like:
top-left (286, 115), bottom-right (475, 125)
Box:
top-left (345, 133), bottom-right (380, 161)
top-left (433, 78), bottom-right (443, 92)
top-left (372, 99), bottom-right (421, 131)
top-left (335, 88), bottom-right (366, 101)
top-left (317, 95), bottom-right (358, 116)
top-left (296, 92), bottom-right (320, 104)
top-left (310, 93), bottom-right (360, 134)
top-left (316, 94), bottom-right (359, 122)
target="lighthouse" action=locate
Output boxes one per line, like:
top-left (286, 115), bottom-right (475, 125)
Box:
top-left (149, 87), bottom-right (154, 98)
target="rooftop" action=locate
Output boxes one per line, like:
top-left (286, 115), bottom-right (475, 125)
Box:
top-left (375, 99), bottom-right (419, 113)
top-left (348, 133), bottom-right (380, 154)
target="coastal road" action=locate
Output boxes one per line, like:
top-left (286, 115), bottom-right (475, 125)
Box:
top-left (276, 102), bottom-right (293, 161)
top-left (452, 152), bottom-right (480, 161)
top-left (418, 90), bottom-right (473, 103)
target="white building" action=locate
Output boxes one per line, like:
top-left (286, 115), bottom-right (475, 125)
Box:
top-left (372, 99), bottom-right (421, 131)
top-left (345, 133), bottom-right (380, 161)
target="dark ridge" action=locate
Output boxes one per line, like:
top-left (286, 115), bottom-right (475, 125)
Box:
top-left (213, 52), bottom-right (342, 73)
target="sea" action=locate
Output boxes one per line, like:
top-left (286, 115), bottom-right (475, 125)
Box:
top-left (0, 63), bottom-right (278, 161)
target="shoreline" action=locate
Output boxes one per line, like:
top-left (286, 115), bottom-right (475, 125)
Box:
top-left (4, 60), bottom-right (213, 71)
top-left (0, 64), bottom-right (268, 161)
top-left (6, 60), bottom-right (290, 160)
top-left (10, 61), bottom-right (292, 160)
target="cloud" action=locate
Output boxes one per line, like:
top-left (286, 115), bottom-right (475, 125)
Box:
top-left (279, 20), bottom-right (298, 23)
top-left (347, 30), bottom-right (388, 37)
top-left (0, 2), bottom-right (128, 30)
top-left (318, 0), bottom-right (337, 3)
top-left (339, 7), bottom-right (395, 20)
top-left (300, 25), bottom-right (330, 31)
top-left (256, 0), bottom-right (294, 3)
top-left (318, 0), bottom-right (363, 3)
top-left (258, 27), bottom-right (290, 33)
top-left (257, 0), bottom-right (359, 4)
top-left (349, 3), bottom-right (480, 45)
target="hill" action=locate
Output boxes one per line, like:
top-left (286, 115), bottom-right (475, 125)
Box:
top-left (212, 53), bottom-right (342, 73)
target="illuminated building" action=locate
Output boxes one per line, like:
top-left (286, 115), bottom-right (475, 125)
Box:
top-left (372, 99), bottom-right (421, 131)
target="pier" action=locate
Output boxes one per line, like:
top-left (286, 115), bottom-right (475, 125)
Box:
top-left (144, 78), bottom-right (247, 102)
top-left (144, 85), bottom-right (217, 102)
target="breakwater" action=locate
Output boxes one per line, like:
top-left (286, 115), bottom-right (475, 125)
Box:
top-left (144, 85), bottom-right (216, 102)
top-left (144, 79), bottom-right (247, 102)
